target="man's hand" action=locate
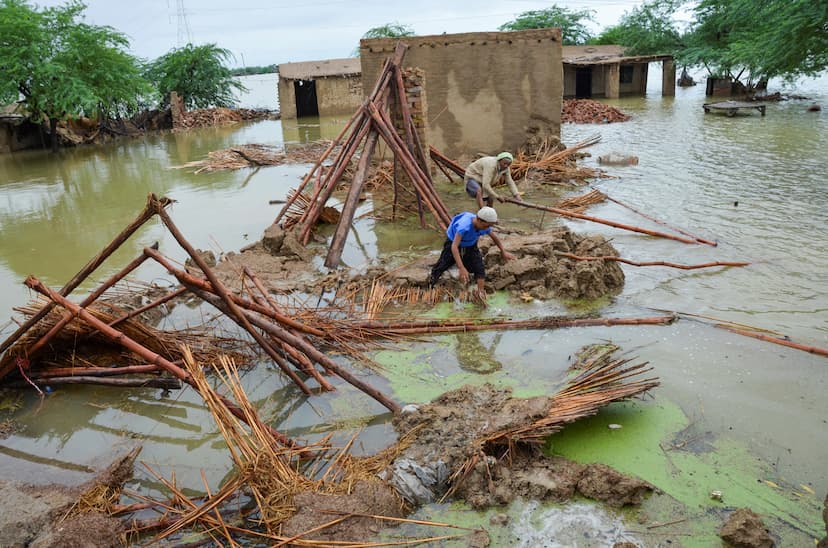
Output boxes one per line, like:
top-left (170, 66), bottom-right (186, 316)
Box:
top-left (496, 196), bottom-right (505, 203)
top-left (502, 251), bottom-right (515, 261)
top-left (458, 267), bottom-right (470, 283)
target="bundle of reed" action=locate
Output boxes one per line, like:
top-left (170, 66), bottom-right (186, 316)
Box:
top-left (444, 352), bottom-right (658, 499)
top-left (557, 188), bottom-right (607, 213)
top-left (511, 134), bottom-right (604, 183)
top-left (139, 348), bottom-right (464, 546)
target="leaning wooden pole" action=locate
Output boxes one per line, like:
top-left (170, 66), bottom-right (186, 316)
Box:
top-left (325, 129), bottom-right (381, 268)
top-left (191, 287), bottom-right (401, 413)
top-left (504, 197), bottom-right (700, 245)
top-left (23, 275), bottom-right (304, 450)
top-left (0, 195), bottom-right (171, 378)
top-left (273, 105), bottom-right (368, 226)
top-left (153, 206), bottom-right (313, 395)
top-left (15, 243), bottom-right (160, 370)
top-left (243, 267), bottom-right (334, 391)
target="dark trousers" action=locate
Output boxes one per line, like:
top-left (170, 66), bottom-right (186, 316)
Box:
top-left (429, 240), bottom-right (485, 286)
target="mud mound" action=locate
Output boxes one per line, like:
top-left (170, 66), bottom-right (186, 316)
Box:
top-left (389, 228), bottom-right (624, 301)
top-left (281, 480), bottom-right (406, 543)
top-left (719, 507), bottom-right (775, 548)
top-left (455, 452), bottom-right (653, 510)
top-left (30, 512), bottom-right (123, 548)
top-left (388, 384), bottom-right (652, 508)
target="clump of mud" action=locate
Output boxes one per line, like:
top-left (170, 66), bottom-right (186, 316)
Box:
top-left (719, 507), bottom-right (776, 548)
top-left (0, 448), bottom-right (139, 547)
top-left (280, 480), bottom-right (406, 544)
top-left (387, 384), bottom-right (653, 509)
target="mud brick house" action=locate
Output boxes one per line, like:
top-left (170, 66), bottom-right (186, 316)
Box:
top-left (562, 45), bottom-right (675, 99)
top-left (359, 29), bottom-right (563, 159)
top-left (277, 58), bottom-right (363, 119)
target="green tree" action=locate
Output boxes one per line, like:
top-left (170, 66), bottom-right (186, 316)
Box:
top-left (680, 0), bottom-right (828, 89)
top-left (593, 0), bottom-right (683, 55)
top-left (498, 6), bottom-right (596, 45)
top-left (0, 0), bottom-right (150, 151)
top-left (145, 43), bottom-right (246, 110)
top-left (354, 22), bottom-right (415, 56)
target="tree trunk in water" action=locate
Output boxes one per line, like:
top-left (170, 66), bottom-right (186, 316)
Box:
top-left (49, 117), bottom-right (59, 153)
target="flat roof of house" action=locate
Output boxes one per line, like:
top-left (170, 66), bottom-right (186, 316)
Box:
top-left (278, 58), bottom-right (361, 80)
top-left (562, 45), bottom-right (672, 65)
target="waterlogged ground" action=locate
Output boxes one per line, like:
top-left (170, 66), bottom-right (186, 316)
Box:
top-left (375, 339), bottom-right (823, 546)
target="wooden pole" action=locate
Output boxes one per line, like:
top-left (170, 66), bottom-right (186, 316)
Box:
top-left (504, 197), bottom-right (700, 245)
top-left (23, 275), bottom-right (304, 450)
top-left (716, 325), bottom-right (828, 358)
top-left (153, 207), bottom-right (313, 395)
top-left (190, 287), bottom-right (401, 413)
top-left (325, 129), bottom-right (380, 268)
top-left (595, 190), bottom-right (718, 246)
top-left (243, 268), bottom-right (334, 391)
top-left (17, 243), bottom-right (160, 369)
top-left (0, 195), bottom-right (170, 372)
top-left (11, 376), bottom-right (182, 389)
top-left (554, 252), bottom-right (749, 270)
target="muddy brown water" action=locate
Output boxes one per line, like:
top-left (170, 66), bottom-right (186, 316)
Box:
top-left (0, 71), bottom-right (826, 543)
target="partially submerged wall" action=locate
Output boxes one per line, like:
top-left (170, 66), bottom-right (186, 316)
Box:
top-left (360, 29), bottom-right (562, 159)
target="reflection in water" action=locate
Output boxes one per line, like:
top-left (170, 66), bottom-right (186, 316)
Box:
top-left (455, 332), bottom-right (503, 374)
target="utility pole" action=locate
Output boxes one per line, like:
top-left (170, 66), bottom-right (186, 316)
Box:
top-left (176, 0), bottom-right (192, 46)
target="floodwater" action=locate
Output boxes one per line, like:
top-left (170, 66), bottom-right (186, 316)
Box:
top-left (0, 70), bottom-right (826, 544)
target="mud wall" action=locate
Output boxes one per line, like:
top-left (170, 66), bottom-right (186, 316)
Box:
top-left (360, 29), bottom-right (562, 159)
top-left (278, 76), bottom-right (363, 120)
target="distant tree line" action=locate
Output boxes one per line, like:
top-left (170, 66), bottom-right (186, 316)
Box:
top-left (0, 0), bottom-right (247, 151)
top-left (365, 1), bottom-right (828, 92)
top-left (231, 65), bottom-right (278, 76)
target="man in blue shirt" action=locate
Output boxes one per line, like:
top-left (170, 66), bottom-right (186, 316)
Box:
top-left (428, 207), bottom-right (514, 302)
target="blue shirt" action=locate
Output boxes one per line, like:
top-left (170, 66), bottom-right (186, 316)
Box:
top-left (446, 212), bottom-right (492, 247)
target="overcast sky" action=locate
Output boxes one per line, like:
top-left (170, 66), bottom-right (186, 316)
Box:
top-left (36, 0), bottom-right (656, 67)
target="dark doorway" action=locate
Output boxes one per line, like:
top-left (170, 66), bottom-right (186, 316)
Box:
top-left (294, 79), bottom-right (319, 117)
top-left (575, 68), bottom-right (592, 98)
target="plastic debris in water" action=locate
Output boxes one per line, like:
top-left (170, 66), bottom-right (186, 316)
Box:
top-left (608, 423), bottom-right (622, 429)
top-left (710, 490), bottom-right (723, 501)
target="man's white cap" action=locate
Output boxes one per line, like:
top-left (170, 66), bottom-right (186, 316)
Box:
top-left (477, 207), bottom-right (498, 224)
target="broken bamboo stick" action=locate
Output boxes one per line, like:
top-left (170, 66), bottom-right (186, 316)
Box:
top-left (554, 252), bottom-right (749, 270)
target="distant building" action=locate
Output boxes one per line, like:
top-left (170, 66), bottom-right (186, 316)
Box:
top-left (277, 58), bottom-right (363, 119)
top-left (360, 29), bottom-right (563, 160)
top-left (562, 45), bottom-right (675, 99)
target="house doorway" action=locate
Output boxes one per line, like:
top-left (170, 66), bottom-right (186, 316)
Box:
top-left (575, 68), bottom-right (592, 98)
top-left (294, 80), bottom-right (319, 117)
